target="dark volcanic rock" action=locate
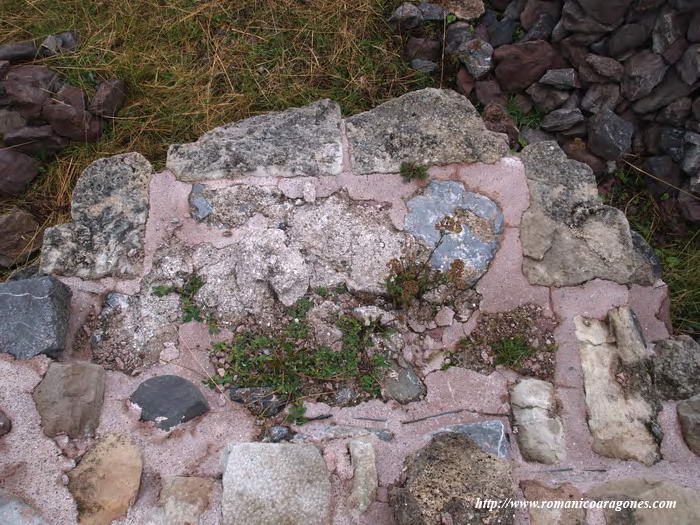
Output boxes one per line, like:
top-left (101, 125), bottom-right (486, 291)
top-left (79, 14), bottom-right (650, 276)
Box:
top-left (541, 108), bottom-right (584, 132)
top-left (0, 150), bottom-right (40, 196)
top-left (0, 65), bottom-right (58, 118)
top-left (560, 0), bottom-right (621, 34)
top-left (539, 68), bottom-right (579, 89)
top-left (660, 126), bottom-right (687, 163)
top-left (678, 44), bottom-right (700, 85)
top-left (455, 67), bottom-right (475, 96)
top-left (562, 138), bottom-right (606, 175)
top-left (621, 50), bottom-right (667, 101)
top-left (89, 79), bottom-right (127, 118)
top-left (3, 125), bottom-right (69, 156)
top-left (683, 131), bottom-right (700, 174)
top-left (130, 375), bottom-right (210, 430)
top-left (0, 208), bottom-right (43, 268)
top-left (526, 83), bottom-right (569, 112)
top-left (494, 40), bottom-right (559, 92)
top-left (588, 108), bottom-right (634, 159)
top-left (578, 0), bottom-right (633, 26)
top-left (689, 12), bottom-right (700, 43)
top-left (0, 276), bottom-right (71, 359)
top-left (585, 54), bottom-right (623, 82)
top-left (654, 336), bottom-right (700, 400)
top-left (388, 3), bottom-right (423, 32)
top-left (608, 24), bottom-right (651, 58)
top-left (653, 6), bottom-right (689, 55)
top-left (0, 41), bottom-right (38, 63)
top-left (657, 97), bottom-right (692, 126)
top-left (230, 386), bottom-right (287, 416)
top-left (581, 83), bottom-right (621, 113)
top-left (40, 31), bottom-right (79, 56)
top-left (520, 0), bottom-right (561, 31)
top-left (643, 156), bottom-right (682, 198)
top-left (43, 100), bottom-right (104, 142)
top-left (445, 22), bottom-right (475, 54)
top-left (403, 38), bottom-right (441, 62)
top-left (520, 13), bottom-right (556, 43)
top-left (457, 39), bottom-right (494, 79)
top-left (632, 70), bottom-right (697, 114)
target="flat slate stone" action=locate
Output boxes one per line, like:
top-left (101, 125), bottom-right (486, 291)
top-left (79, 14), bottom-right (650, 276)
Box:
top-left (167, 99), bottom-right (343, 180)
top-left (130, 375), bottom-right (209, 430)
top-left (40, 152), bottom-right (152, 279)
top-left (404, 180), bottom-right (503, 277)
top-left (345, 88), bottom-right (508, 174)
top-left (221, 443), bottom-right (331, 525)
top-left (426, 420), bottom-right (509, 459)
top-left (0, 276), bottom-right (71, 359)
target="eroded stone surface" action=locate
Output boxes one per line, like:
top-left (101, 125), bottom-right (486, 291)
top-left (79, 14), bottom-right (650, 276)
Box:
top-left (221, 443), bottom-right (331, 525)
top-left (347, 439), bottom-right (378, 518)
top-left (520, 141), bottom-right (657, 287)
top-left (40, 152), bottom-right (152, 279)
top-left (167, 99), bottom-right (343, 180)
top-left (654, 335), bottom-right (700, 400)
top-left (678, 395), bottom-right (700, 456)
top-left (346, 88), bottom-right (508, 174)
top-left (130, 375), bottom-right (209, 430)
top-left (145, 476), bottom-right (215, 525)
top-left (520, 480), bottom-right (586, 525)
top-left (575, 306), bottom-right (661, 465)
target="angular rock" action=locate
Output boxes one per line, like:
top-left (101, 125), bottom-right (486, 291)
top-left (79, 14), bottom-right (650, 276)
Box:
top-left (679, 44), bottom-right (700, 85)
top-left (585, 54), bottom-right (623, 82)
top-left (346, 88), bottom-right (508, 174)
top-left (0, 65), bottom-right (58, 118)
top-left (347, 440), bottom-right (378, 518)
top-left (0, 409), bottom-right (11, 438)
top-left (455, 67), bottom-right (475, 96)
top-left (621, 50), bottom-right (667, 101)
top-left (562, 138), bottom-right (606, 175)
top-left (0, 108), bottom-right (26, 135)
top-left (678, 395), bottom-right (700, 456)
top-left (229, 386), bottom-right (287, 417)
top-left (526, 83), bottom-right (569, 113)
top-left (654, 336), bottom-right (700, 400)
top-left (0, 208), bottom-right (42, 267)
top-left (587, 479), bottom-right (700, 523)
top-left (42, 98), bottom-right (104, 142)
top-left (575, 307), bottom-right (661, 465)
top-left (442, 0), bottom-right (485, 20)
top-left (494, 40), bottom-right (559, 92)
top-left (520, 127), bottom-right (554, 145)
top-left (0, 150), bottom-right (40, 196)
top-left (486, 17), bottom-right (517, 47)
top-left (541, 108), bottom-right (584, 132)
top-left (0, 491), bottom-right (47, 525)
top-left (578, 0), bottom-right (632, 26)
top-left (445, 22), bottom-right (475, 54)
top-left (2, 125), bottom-right (68, 156)
top-left (483, 102), bottom-right (519, 147)
top-left (222, 443), bottom-right (331, 525)
top-left (689, 12), bottom-right (700, 42)
top-left (539, 68), bottom-right (578, 89)
top-left (33, 361), bottom-right (105, 438)
top-left (520, 0), bottom-right (561, 31)
top-left (390, 432), bottom-right (514, 525)
top-left (147, 476), bottom-right (214, 525)
top-left (0, 41), bottom-right (38, 63)
top-left (683, 131), bottom-right (700, 175)
top-left (381, 361), bottom-right (426, 404)
top-left (40, 152), bottom-right (152, 279)
top-left (588, 108), bottom-right (634, 160)
top-left (403, 37), bottom-right (441, 62)
top-left (130, 375), bottom-right (209, 430)
top-left (417, 2), bottom-right (447, 21)
top-left (475, 79), bottom-right (506, 107)
top-left (89, 78), bottom-right (126, 118)
top-left (168, 99), bottom-right (342, 180)
top-left (411, 58), bottom-right (438, 73)
top-left (510, 378), bottom-right (565, 464)
top-left (520, 480), bottom-right (586, 525)
top-left (68, 432), bottom-right (143, 525)
top-left (40, 31), bottom-right (78, 56)
top-left (643, 156), bottom-right (682, 198)
top-left (388, 3), bottom-right (423, 32)
top-left (653, 6), bottom-right (688, 55)
top-left (427, 420), bottom-right (509, 459)
top-left (0, 276), bottom-right (71, 359)
top-left (679, 185), bottom-right (700, 222)
top-left (404, 180), bottom-right (503, 274)
top-left (456, 39), bottom-right (493, 79)
top-left (581, 83), bottom-right (620, 114)
top-left (656, 97), bottom-right (692, 126)
top-left (520, 13), bottom-right (556, 43)
top-left (520, 142), bottom-right (656, 286)
top-left (633, 69), bottom-right (697, 115)
top-left (560, 0), bottom-right (620, 34)
top-left (608, 23), bottom-right (650, 58)
top-left (660, 126), bottom-right (686, 163)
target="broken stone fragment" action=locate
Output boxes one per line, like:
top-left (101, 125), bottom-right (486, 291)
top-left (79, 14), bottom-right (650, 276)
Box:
top-left (575, 306), bottom-right (661, 465)
top-left (0, 41), bottom-right (39, 63)
top-left (347, 439), bottom-right (378, 518)
top-left (0, 150), bottom-right (40, 197)
top-left (146, 476), bottom-right (215, 525)
top-left (0, 208), bottom-right (42, 267)
top-left (426, 420), bottom-right (509, 458)
top-left (390, 432), bottom-right (514, 525)
top-left (32, 361), bottom-right (105, 438)
top-left (42, 98), bottom-right (104, 142)
top-left (167, 99), bottom-right (343, 180)
top-left (0, 276), bottom-right (71, 359)
top-left (68, 432), bottom-right (143, 525)
top-left (653, 335), bottom-right (700, 400)
top-left (520, 480), bottom-right (586, 525)
top-left (678, 394), bottom-right (700, 456)
top-left (40, 152), bottom-right (152, 279)
top-left (381, 360), bottom-right (426, 404)
top-left (510, 378), bottom-right (565, 464)
top-left (345, 88), bottom-right (508, 174)
top-left (221, 443), bottom-right (331, 525)
top-left (40, 31), bottom-right (78, 56)
top-left (2, 125), bottom-right (68, 156)
top-left (89, 78), bottom-right (127, 118)
top-left (130, 375), bottom-right (209, 430)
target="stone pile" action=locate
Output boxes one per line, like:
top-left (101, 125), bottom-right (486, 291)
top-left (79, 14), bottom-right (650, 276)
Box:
top-left (390, 0), bottom-right (700, 223)
top-left (0, 32), bottom-right (127, 272)
top-left (0, 89), bottom-right (699, 524)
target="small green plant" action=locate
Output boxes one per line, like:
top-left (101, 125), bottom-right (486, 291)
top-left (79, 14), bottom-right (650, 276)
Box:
top-left (286, 402), bottom-right (308, 425)
top-left (314, 286), bottom-right (329, 297)
top-left (400, 161), bottom-right (429, 182)
top-left (446, 13), bottom-right (458, 24)
top-left (512, 25), bottom-right (525, 41)
top-left (152, 274), bottom-right (206, 323)
top-left (505, 95), bottom-right (543, 130)
top-left (490, 336), bottom-right (538, 367)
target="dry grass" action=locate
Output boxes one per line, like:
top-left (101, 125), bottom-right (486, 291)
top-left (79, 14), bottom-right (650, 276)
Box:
top-left (0, 0), bottom-right (432, 248)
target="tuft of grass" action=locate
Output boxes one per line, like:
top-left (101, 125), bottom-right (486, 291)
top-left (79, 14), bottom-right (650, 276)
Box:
top-left (152, 273), bottom-right (208, 324)
top-left (399, 161), bottom-right (429, 182)
top-left (490, 336), bottom-right (537, 367)
top-left (0, 0), bottom-right (433, 280)
top-left (505, 95), bottom-right (542, 130)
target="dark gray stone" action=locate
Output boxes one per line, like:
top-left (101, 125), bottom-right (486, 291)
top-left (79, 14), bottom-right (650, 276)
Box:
top-left (519, 13), bottom-right (556, 43)
top-left (520, 127), bottom-right (554, 145)
top-left (678, 44), bottom-right (700, 85)
top-left (0, 41), bottom-right (38, 63)
top-left (0, 108), bottom-right (26, 135)
top-left (653, 6), bottom-right (689, 55)
top-left (445, 22), bottom-right (475, 54)
top-left (404, 180), bottom-right (504, 274)
top-left (0, 409), bottom-right (11, 437)
top-left (89, 79), bottom-right (126, 118)
top-left (588, 109), bottom-right (634, 160)
top-left (0, 65), bottom-right (58, 119)
top-left (642, 156), bottom-right (682, 199)
top-left (381, 361), bottom-right (426, 404)
top-left (621, 50), bottom-right (667, 101)
top-left (40, 31), bottom-right (78, 56)
top-left (539, 68), bottom-right (579, 89)
top-left (632, 70), bottom-right (696, 114)
top-left (189, 183), bottom-right (213, 221)
top-left (660, 126), bottom-right (687, 163)
top-left (42, 99), bottom-right (104, 142)
top-left (656, 97), bottom-right (692, 126)
top-left (130, 375), bottom-right (210, 430)
top-left (487, 19), bottom-right (518, 48)
top-left (585, 54), bottom-right (623, 82)
top-left (608, 23), bottom-right (650, 58)
top-left (561, 0), bottom-right (620, 34)
top-left (230, 387), bottom-right (286, 416)
top-left (388, 3), bottom-right (423, 32)
top-left (689, 12), bottom-right (700, 43)
top-left (456, 39), bottom-right (493, 79)
top-left (654, 336), bottom-right (700, 400)
top-left (581, 84), bottom-right (621, 114)
top-left (268, 426), bottom-right (292, 442)
top-left (403, 37), bottom-right (441, 62)
top-left (409, 58), bottom-right (438, 73)
top-left (0, 150), bottom-right (40, 197)
top-left (417, 2), bottom-right (447, 22)
top-left (578, 0), bottom-right (633, 26)
top-left (504, 0), bottom-right (527, 21)
top-left (678, 395), bottom-right (700, 456)
top-left (0, 276), bottom-right (71, 359)
top-left (526, 83), bottom-right (569, 113)
top-left (427, 420), bottom-right (509, 458)
top-left (682, 131), bottom-right (700, 175)
top-left (541, 108), bottom-right (584, 132)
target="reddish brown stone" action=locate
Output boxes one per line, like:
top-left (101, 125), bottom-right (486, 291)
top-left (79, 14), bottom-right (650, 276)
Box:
top-left (0, 208), bottom-right (43, 268)
top-left (89, 79), bottom-right (127, 118)
top-left (494, 40), bottom-right (559, 93)
top-left (43, 100), bottom-right (104, 142)
top-left (0, 150), bottom-right (40, 196)
top-left (3, 125), bottom-right (68, 156)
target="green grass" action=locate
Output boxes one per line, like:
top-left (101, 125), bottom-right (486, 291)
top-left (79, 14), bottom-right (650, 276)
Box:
top-left (209, 298), bottom-right (390, 404)
top-left (490, 336), bottom-right (537, 367)
top-left (399, 161), bottom-right (429, 182)
top-left (0, 0), bottom-right (433, 279)
top-left (604, 165), bottom-right (699, 336)
top-left (505, 95), bottom-right (543, 130)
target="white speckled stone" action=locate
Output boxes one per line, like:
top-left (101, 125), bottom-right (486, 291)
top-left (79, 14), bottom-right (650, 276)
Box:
top-left (221, 443), bottom-right (331, 525)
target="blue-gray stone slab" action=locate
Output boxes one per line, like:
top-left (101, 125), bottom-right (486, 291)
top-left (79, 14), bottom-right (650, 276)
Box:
top-left (404, 180), bottom-right (503, 278)
top-left (426, 420), bottom-right (510, 459)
